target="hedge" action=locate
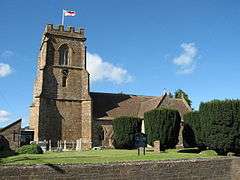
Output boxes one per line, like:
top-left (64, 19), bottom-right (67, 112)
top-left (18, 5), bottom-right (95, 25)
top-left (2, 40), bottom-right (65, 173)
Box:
top-left (144, 108), bottom-right (181, 150)
top-left (112, 116), bottom-right (142, 149)
top-left (199, 100), bottom-right (240, 154)
top-left (16, 144), bottom-right (43, 154)
top-left (184, 100), bottom-right (240, 155)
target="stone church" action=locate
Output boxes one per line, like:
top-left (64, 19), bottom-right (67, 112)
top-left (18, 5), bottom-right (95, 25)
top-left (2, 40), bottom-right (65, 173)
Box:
top-left (29, 24), bottom-right (191, 150)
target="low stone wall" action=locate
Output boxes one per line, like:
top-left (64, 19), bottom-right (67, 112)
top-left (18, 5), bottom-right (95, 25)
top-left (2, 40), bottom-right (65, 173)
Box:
top-left (0, 158), bottom-right (240, 179)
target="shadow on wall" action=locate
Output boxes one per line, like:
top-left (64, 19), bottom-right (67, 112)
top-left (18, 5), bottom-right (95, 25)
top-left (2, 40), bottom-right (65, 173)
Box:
top-left (0, 135), bottom-right (15, 158)
top-left (39, 44), bottom-right (63, 146)
top-left (91, 93), bottom-right (132, 118)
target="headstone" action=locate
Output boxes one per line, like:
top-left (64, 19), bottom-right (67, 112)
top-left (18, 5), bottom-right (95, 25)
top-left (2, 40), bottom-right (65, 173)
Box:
top-left (72, 141), bottom-right (75, 150)
top-left (227, 152), bottom-right (235, 156)
top-left (38, 141), bottom-right (47, 152)
top-left (154, 140), bottom-right (161, 153)
top-left (76, 139), bottom-right (82, 151)
top-left (59, 140), bottom-right (62, 149)
top-left (30, 141), bottom-right (36, 144)
top-left (92, 146), bottom-right (102, 150)
top-left (63, 140), bottom-right (67, 151)
top-left (49, 140), bottom-right (52, 151)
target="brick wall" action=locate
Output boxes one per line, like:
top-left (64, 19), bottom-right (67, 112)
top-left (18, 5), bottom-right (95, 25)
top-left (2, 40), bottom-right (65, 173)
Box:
top-left (0, 158), bottom-right (240, 179)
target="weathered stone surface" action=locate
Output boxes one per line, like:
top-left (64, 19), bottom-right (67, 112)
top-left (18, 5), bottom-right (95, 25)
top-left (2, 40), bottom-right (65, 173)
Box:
top-left (29, 25), bottom-right (92, 149)
top-left (0, 158), bottom-right (239, 179)
top-left (154, 140), bottom-right (161, 152)
top-left (0, 119), bottom-right (21, 150)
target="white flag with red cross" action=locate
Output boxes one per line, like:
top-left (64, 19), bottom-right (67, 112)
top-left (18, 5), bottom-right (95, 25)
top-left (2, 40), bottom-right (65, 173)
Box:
top-left (64, 10), bottom-right (76, 16)
top-left (62, 9), bottom-right (76, 25)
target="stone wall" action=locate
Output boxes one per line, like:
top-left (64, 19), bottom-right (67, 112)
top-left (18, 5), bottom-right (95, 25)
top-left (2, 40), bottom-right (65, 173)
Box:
top-left (0, 119), bottom-right (21, 150)
top-left (94, 119), bottom-right (114, 147)
top-left (0, 158), bottom-right (239, 179)
top-left (29, 24), bottom-right (92, 149)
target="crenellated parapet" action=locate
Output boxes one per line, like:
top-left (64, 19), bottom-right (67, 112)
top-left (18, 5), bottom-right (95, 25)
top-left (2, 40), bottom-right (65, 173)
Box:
top-left (44, 24), bottom-right (85, 40)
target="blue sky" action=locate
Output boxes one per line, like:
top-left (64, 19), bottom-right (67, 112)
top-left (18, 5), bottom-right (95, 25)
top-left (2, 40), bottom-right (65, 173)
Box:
top-left (0, 0), bottom-right (240, 127)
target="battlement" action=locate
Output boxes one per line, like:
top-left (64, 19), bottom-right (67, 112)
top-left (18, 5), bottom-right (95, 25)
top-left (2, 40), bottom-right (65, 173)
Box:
top-left (44, 24), bottom-right (85, 39)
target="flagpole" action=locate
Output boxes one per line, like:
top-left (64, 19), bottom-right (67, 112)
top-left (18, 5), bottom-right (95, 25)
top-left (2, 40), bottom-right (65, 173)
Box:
top-left (61, 9), bottom-right (65, 25)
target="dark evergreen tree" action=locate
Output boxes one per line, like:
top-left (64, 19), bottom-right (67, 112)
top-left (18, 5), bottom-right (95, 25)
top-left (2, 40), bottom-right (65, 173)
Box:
top-left (112, 116), bottom-right (142, 149)
top-left (144, 108), bottom-right (181, 150)
top-left (186, 99), bottom-right (240, 154)
top-left (175, 89), bottom-right (192, 107)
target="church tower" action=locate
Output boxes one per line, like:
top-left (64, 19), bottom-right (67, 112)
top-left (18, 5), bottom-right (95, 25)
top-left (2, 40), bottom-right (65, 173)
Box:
top-left (29, 24), bottom-right (92, 149)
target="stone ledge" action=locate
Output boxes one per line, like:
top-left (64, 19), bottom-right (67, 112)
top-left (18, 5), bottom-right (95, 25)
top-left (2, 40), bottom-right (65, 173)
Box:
top-left (0, 157), bottom-right (239, 180)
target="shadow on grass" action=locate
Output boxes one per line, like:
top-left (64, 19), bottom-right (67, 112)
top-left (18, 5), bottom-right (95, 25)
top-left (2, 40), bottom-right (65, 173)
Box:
top-left (177, 148), bottom-right (201, 154)
top-left (0, 150), bottom-right (16, 158)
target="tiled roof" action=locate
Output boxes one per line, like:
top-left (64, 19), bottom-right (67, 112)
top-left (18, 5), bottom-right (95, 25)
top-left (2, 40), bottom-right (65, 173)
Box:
top-left (138, 96), bottom-right (165, 118)
top-left (90, 92), bottom-right (155, 119)
top-left (159, 96), bottom-right (192, 117)
top-left (90, 92), bottom-right (191, 120)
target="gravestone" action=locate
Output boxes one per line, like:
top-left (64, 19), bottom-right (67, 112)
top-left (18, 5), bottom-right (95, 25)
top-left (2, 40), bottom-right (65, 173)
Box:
top-left (38, 141), bottom-right (47, 152)
top-left (154, 140), bottom-right (160, 153)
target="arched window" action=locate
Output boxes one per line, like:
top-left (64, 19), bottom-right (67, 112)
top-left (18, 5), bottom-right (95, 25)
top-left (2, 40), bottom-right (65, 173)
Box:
top-left (59, 45), bottom-right (69, 65)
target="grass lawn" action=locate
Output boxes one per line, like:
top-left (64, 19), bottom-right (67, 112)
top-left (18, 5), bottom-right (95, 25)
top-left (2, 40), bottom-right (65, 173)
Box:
top-left (0, 149), bottom-right (219, 165)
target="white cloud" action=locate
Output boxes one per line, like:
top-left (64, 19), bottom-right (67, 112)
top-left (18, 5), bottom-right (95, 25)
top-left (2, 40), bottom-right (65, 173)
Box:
top-left (0, 50), bottom-right (14, 60)
top-left (87, 52), bottom-right (133, 84)
top-left (173, 43), bottom-right (198, 74)
top-left (0, 110), bottom-right (10, 122)
top-left (0, 63), bottom-right (12, 77)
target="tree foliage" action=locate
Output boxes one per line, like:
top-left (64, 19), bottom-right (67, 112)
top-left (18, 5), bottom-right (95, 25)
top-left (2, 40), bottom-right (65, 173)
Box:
top-left (112, 116), bottom-right (142, 149)
top-left (184, 99), bottom-right (240, 155)
top-left (16, 144), bottom-right (43, 154)
top-left (175, 89), bottom-right (192, 107)
top-left (183, 111), bottom-right (205, 148)
top-left (144, 108), bottom-right (181, 150)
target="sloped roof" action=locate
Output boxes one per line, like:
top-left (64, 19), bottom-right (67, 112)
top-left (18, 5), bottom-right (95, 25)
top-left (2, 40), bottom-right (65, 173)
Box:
top-left (90, 92), bottom-right (191, 120)
top-left (158, 96), bottom-right (192, 117)
top-left (90, 92), bottom-right (156, 119)
top-left (0, 119), bottom-right (22, 133)
top-left (138, 96), bottom-right (165, 118)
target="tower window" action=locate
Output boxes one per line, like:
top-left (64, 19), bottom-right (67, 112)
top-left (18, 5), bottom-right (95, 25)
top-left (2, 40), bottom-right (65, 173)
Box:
top-left (59, 45), bottom-right (69, 65)
top-left (62, 69), bottom-right (69, 87)
top-left (62, 76), bottom-right (67, 87)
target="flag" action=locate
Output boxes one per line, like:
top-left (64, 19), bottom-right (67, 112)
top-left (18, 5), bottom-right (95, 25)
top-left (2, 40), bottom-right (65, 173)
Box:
top-left (64, 10), bottom-right (76, 16)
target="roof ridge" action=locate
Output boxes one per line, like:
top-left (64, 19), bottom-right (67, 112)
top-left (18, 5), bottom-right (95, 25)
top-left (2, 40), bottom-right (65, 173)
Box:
top-left (0, 119), bottom-right (22, 133)
top-left (90, 91), bottom-right (159, 98)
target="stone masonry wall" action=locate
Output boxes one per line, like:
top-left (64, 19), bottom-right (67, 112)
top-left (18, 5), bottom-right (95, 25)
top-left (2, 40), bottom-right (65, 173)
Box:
top-left (0, 158), bottom-right (240, 179)
top-left (0, 119), bottom-right (21, 150)
top-left (29, 24), bottom-right (92, 149)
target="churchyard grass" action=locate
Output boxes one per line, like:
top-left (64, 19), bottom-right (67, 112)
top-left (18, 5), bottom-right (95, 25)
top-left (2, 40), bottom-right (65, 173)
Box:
top-left (0, 149), bottom-right (219, 165)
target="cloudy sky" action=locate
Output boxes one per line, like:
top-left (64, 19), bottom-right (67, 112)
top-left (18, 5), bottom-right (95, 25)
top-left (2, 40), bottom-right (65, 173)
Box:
top-left (1, 0), bottom-right (240, 126)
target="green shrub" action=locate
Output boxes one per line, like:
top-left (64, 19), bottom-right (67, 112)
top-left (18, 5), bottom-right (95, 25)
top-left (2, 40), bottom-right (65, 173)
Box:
top-left (199, 150), bottom-right (218, 156)
top-left (16, 144), bottom-right (43, 154)
top-left (144, 108), bottom-right (181, 150)
top-left (113, 116), bottom-right (142, 149)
